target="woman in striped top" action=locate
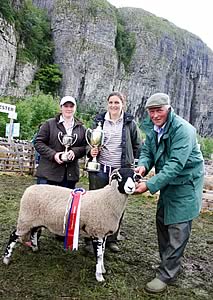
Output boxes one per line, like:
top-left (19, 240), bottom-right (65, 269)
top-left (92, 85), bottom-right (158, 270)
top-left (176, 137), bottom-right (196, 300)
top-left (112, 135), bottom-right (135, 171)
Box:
top-left (85, 91), bottom-right (141, 253)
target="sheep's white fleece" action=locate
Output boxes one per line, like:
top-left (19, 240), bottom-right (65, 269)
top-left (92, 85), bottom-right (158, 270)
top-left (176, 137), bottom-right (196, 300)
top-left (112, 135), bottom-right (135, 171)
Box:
top-left (16, 180), bottom-right (128, 239)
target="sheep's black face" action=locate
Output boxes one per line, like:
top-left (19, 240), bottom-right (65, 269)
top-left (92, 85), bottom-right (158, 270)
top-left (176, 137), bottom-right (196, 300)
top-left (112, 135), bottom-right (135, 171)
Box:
top-left (111, 168), bottom-right (137, 194)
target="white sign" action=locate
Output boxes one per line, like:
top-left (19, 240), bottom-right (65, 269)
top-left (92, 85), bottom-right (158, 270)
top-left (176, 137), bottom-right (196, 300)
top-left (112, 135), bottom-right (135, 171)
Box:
top-left (8, 111), bottom-right (17, 120)
top-left (5, 123), bottom-right (20, 137)
top-left (0, 102), bottom-right (16, 114)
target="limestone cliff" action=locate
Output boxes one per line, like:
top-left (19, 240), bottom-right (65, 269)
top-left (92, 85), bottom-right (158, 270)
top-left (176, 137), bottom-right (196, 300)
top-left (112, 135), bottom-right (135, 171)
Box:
top-left (116, 8), bottom-right (213, 137)
top-left (0, 17), bottom-right (17, 95)
top-left (0, 15), bottom-right (37, 98)
top-left (1, 0), bottom-right (213, 136)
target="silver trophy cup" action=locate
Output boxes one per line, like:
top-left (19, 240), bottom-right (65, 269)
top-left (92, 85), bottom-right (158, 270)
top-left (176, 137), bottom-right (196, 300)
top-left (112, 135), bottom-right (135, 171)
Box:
top-left (85, 122), bottom-right (104, 171)
top-left (58, 132), bottom-right (78, 161)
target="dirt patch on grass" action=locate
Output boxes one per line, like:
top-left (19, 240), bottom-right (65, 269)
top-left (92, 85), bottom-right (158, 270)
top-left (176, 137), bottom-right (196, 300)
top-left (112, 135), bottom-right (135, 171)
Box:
top-left (0, 173), bottom-right (212, 299)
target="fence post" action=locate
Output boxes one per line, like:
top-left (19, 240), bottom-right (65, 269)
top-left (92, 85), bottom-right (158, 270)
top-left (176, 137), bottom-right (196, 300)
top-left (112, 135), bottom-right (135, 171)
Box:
top-left (7, 112), bottom-right (17, 145)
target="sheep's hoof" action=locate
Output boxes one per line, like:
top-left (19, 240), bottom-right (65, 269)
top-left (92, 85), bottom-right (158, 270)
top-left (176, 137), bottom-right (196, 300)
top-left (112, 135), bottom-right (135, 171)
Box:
top-left (3, 256), bottom-right (10, 265)
top-left (32, 246), bottom-right (39, 252)
top-left (96, 273), bottom-right (105, 282)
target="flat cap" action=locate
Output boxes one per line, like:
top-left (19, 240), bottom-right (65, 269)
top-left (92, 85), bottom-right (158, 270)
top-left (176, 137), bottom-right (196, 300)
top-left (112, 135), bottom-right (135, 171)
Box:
top-left (145, 93), bottom-right (170, 109)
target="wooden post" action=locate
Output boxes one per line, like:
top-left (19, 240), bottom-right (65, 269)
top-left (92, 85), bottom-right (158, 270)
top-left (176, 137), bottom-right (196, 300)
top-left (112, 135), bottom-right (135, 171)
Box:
top-left (8, 118), bottom-right (14, 145)
top-left (7, 112), bottom-right (17, 145)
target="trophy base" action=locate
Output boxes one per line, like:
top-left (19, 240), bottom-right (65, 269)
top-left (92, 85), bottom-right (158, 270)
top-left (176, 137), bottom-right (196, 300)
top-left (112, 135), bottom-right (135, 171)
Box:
top-left (86, 161), bottom-right (100, 172)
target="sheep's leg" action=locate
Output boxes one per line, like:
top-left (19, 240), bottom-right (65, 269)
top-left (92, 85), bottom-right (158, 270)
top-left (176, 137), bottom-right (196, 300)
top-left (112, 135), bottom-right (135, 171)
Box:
top-left (92, 238), bottom-right (105, 282)
top-left (101, 237), bottom-right (106, 274)
top-left (3, 229), bottom-right (19, 265)
top-left (30, 227), bottom-right (42, 252)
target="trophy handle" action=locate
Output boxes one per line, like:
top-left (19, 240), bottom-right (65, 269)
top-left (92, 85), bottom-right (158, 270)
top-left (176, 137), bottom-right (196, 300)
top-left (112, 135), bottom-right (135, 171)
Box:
top-left (100, 132), bottom-right (104, 147)
top-left (58, 132), bottom-right (63, 145)
top-left (85, 128), bottom-right (93, 148)
top-left (71, 133), bottom-right (78, 146)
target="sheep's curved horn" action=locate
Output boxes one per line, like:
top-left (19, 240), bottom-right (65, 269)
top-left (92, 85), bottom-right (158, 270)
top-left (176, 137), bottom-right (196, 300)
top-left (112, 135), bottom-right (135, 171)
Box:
top-left (134, 173), bottom-right (147, 183)
top-left (109, 169), bottom-right (122, 184)
top-left (134, 173), bottom-right (142, 182)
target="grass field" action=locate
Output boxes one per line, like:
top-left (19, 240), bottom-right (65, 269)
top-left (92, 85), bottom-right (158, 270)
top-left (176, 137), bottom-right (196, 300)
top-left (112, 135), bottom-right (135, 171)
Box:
top-left (0, 173), bottom-right (212, 300)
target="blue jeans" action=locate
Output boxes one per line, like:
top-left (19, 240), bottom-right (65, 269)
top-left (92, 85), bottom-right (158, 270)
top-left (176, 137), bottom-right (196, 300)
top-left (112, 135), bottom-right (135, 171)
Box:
top-left (37, 177), bottom-right (48, 184)
top-left (37, 175), bottom-right (77, 189)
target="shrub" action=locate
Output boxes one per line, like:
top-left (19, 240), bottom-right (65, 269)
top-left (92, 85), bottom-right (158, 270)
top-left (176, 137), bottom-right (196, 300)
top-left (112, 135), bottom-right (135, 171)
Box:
top-left (32, 64), bottom-right (62, 96)
top-left (197, 135), bottom-right (213, 159)
top-left (0, 94), bottom-right (59, 140)
top-left (0, 0), bottom-right (15, 23)
top-left (16, 94), bottom-right (59, 139)
top-left (115, 15), bottom-right (136, 72)
top-left (1, 1), bottom-right (54, 65)
top-left (0, 112), bottom-right (9, 138)
top-left (15, 0), bottom-right (54, 64)
top-left (76, 104), bottom-right (96, 128)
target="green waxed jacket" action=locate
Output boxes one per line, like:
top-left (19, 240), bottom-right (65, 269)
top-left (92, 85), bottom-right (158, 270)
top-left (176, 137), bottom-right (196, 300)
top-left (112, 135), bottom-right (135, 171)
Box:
top-left (138, 109), bottom-right (204, 225)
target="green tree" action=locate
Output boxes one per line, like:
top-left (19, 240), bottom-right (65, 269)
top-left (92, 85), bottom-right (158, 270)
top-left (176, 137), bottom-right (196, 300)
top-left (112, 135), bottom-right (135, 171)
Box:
top-left (33, 64), bottom-right (62, 96)
top-left (16, 100), bottom-right (33, 139)
top-left (76, 104), bottom-right (96, 129)
top-left (197, 135), bottom-right (213, 159)
top-left (15, 0), bottom-right (54, 64)
top-left (115, 16), bottom-right (136, 72)
top-left (0, 0), bottom-right (15, 23)
top-left (15, 94), bottom-right (59, 140)
top-left (0, 113), bottom-right (9, 138)
top-left (29, 94), bottom-right (59, 131)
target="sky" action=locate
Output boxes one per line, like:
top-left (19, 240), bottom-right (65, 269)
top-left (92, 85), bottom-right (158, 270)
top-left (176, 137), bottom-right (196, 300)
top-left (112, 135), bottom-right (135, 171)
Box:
top-left (107, 0), bottom-right (213, 51)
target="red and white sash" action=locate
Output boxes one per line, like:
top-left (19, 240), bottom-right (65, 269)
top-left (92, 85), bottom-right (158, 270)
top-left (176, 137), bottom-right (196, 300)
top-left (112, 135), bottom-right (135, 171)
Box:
top-left (64, 188), bottom-right (85, 250)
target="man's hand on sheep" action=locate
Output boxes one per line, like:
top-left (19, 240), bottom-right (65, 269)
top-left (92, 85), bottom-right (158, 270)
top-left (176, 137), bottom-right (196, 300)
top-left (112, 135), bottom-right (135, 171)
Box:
top-left (135, 165), bottom-right (146, 176)
top-left (135, 181), bottom-right (148, 193)
top-left (134, 166), bottom-right (148, 193)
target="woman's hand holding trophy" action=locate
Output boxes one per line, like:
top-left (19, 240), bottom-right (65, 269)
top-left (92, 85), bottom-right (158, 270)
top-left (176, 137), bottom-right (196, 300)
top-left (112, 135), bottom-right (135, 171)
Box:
top-left (90, 147), bottom-right (99, 158)
top-left (57, 132), bottom-right (78, 163)
top-left (54, 152), bottom-right (64, 164)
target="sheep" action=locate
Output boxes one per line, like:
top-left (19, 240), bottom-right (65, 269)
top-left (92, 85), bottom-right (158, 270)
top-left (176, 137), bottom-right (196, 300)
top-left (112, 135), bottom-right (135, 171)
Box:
top-left (0, 145), bottom-right (10, 169)
top-left (0, 145), bottom-right (9, 157)
top-left (204, 175), bottom-right (213, 190)
top-left (2, 168), bottom-right (141, 282)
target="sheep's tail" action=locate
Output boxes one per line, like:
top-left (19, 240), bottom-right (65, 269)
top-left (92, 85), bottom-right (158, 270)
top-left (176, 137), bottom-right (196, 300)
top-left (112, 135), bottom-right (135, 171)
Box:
top-left (63, 192), bottom-right (73, 233)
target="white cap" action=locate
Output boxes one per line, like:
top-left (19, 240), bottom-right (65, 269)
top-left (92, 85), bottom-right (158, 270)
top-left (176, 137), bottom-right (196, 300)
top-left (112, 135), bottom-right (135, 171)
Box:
top-left (60, 96), bottom-right (76, 106)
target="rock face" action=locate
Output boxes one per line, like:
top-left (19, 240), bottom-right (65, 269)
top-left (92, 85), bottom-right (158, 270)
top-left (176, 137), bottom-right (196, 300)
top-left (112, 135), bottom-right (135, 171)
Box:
top-left (51, 0), bottom-right (118, 109)
top-left (6, 62), bottom-right (38, 97)
top-left (0, 17), bottom-right (17, 95)
top-left (1, 0), bottom-right (213, 136)
top-left (117, 8), bottom-right (213, 137)
top-left (0, 15), bottom-right (37, 98)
